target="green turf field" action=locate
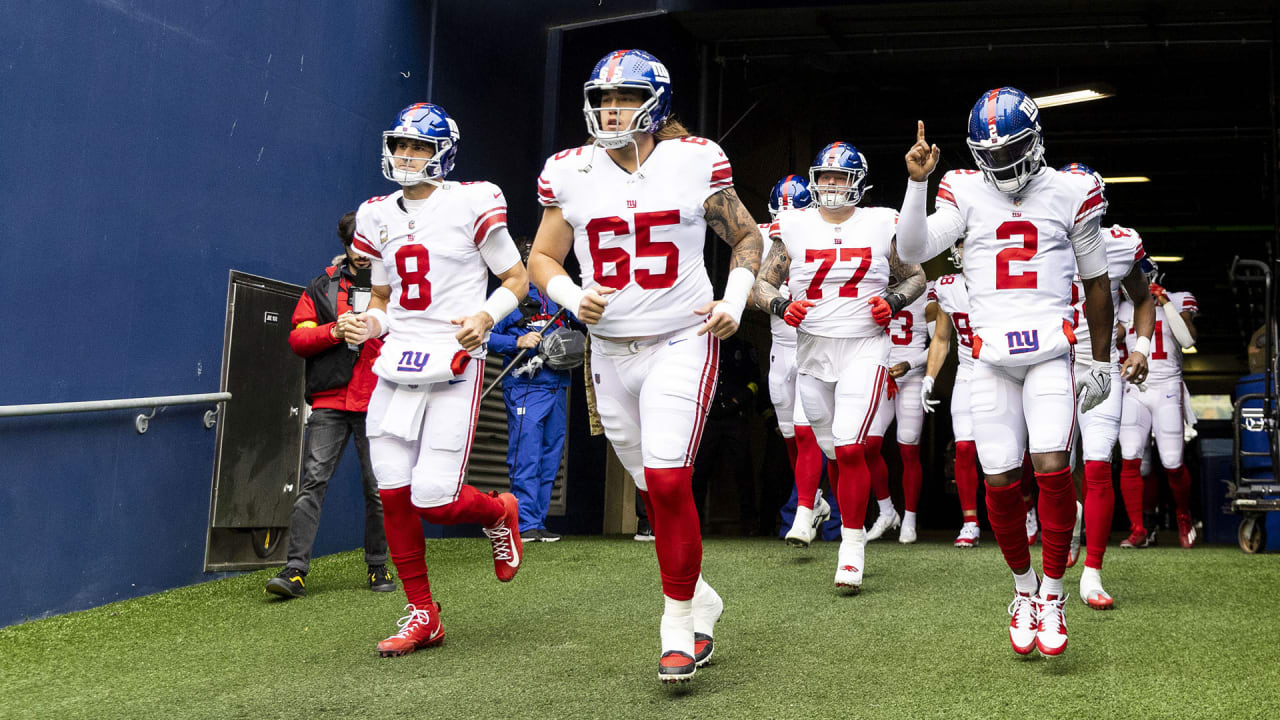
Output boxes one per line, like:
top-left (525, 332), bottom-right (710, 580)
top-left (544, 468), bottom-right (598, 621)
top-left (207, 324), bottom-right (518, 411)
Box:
top-left (3, 535), bottom-right (1278, 719)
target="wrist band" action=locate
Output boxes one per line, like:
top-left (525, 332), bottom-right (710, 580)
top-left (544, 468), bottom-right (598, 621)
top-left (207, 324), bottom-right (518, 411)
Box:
top-left (1133, 335), bottom-right (1152, 357)
top-left (770, 297), bottom-right (789, 320)
top-left (365, 307), bottom-right (389, 337)
top-left (547, 274), bottom-right (587, 315)
top-left (480, 286), bottom-right (520, 325)
top-left (712, 267), bottom-right (755, 323)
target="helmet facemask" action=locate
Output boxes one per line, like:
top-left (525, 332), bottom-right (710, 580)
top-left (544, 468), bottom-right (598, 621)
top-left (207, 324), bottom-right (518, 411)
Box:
top-left (382, 132), bottom-right (450, 187)
top-left (967, 128), bottom-right (1044, 194)
top-left (808, 167), bottom-right (869, 209)
top-left (583, 84), bottom-right (661, 150)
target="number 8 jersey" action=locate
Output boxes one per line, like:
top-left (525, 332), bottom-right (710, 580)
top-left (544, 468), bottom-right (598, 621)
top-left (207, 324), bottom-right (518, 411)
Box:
top-left (352, 182), bottom-right (509, 344)
top-left (537, 137), bottom-right (731, 338)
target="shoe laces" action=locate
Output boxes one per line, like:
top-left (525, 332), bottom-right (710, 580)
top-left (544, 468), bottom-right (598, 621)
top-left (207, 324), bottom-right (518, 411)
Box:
top-left (1008, 593), bottom-right (1036, 631)
top-left (484, 523), bottom-right (514, 562)
top-left (392, 604), bottom-right (433, 638)
top-left (1033, 594), bottom-right (1068, 634)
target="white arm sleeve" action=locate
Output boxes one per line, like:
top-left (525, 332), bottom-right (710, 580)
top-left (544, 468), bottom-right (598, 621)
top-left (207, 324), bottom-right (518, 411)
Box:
top-left (896, 180), bottom-right (965, 264)
top-left (905, 346), bottom-right (929, 370)
top-left (478, 226), bottom-right (522, 275)
top-left (1070, 215), bottom-right (1108, 280)
top-left (1162, 304), bottom-right (1196, 348)
top-left (371, 260), bottom-right (389, 286)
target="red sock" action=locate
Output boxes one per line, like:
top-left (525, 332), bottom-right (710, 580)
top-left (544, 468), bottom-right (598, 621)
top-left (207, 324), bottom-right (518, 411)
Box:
top-left (1142, 472), bottom-right (1158, 513)
top-left (783, 435), bottom-right (799, 469)
top-left (1119, 459), bottom-right (1145, 534)
top-left (379, 486), bottom-right (433, 608)
top-left (1037, 468), bottom-right (1076, 580)
top-left (1083, 460), bottom-right (1114, 569)
top-left (793, 425), bottom-right (823, 510)
top-left (985, 480), bottom-right (1031, 572)
top-left (1019, 454), bottom-right (1036, 511)
top-left (835, 443), bottom-right (871, 529)
top-left (900, 443), bottom-right (922, 513)
top-left (640, 489), bottom-right (657, 535)
top-left (866, 436), bottom-right (890, 502)
top-left (416, 485), bottom-right (505, 527)
top-left (1166, 465), bottom-right (1193, 514)
top-left (827, 458), bottom-right (841, 492)
top-left (645, 466), bottom-right (702, 601)
top-left (955, 441), bottom-right (979, 517)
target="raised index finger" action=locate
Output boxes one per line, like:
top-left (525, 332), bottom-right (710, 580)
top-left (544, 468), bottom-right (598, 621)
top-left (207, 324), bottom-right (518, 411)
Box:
top-left (917, 120), bottom-right (926, 144)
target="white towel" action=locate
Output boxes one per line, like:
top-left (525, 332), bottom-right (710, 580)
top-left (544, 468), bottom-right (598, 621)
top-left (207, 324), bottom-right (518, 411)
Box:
top-left (371, 384), bottom-right (431, 442)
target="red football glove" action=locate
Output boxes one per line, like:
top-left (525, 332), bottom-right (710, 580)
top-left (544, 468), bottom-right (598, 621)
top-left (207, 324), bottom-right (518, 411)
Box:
top-left (885, 375), bottom-right (899, 400)
top-left (868, 296), bottom-right (893, 327)
top-left (783, 300), bottom-right (815, 328)
top-left (1148, 282), bottom-right (1167, 301)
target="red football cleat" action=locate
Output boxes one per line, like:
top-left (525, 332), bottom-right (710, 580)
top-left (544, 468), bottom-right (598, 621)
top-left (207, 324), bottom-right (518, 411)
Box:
top-left (1177, 512), bottom-right (1197, 549)
top-left (377, 603), bottom-right (444, 657)
top-left (1120, 527), bottom-right (1151, 549)
top-left (484, 492), bottom-right (523, 582)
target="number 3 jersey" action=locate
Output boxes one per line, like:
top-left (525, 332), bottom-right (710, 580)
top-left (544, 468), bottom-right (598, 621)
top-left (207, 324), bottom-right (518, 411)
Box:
top-left (769, 205), bottom-right (897, 338)
top-left (351, 182), bottom-right (511, 344)
top-left (537, 137), bottom-right (732, 338)
top-left (935, 167), bottom-right (1105, 365)
top-left (887, 290), bottom-right (929, 377)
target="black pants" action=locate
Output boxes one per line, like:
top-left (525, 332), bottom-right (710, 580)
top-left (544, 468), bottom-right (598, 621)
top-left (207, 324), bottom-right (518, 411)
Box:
top-left (284, 409), bottom-right (387, 573)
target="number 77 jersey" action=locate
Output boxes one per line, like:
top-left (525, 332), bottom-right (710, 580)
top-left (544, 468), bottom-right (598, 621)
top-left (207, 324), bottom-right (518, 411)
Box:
top-left (771, 205), bottom-right (896, 338)
top-left (936, 168), bottom-right (1105, 365)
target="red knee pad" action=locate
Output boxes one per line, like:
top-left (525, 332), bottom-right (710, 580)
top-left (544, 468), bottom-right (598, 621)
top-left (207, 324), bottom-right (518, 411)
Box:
top-left (644, 466), bottom-right (701, 601)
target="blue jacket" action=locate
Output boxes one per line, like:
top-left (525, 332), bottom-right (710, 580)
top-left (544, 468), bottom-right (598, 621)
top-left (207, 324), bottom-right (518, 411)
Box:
top-left (488, 285), bottom-right (578, 389)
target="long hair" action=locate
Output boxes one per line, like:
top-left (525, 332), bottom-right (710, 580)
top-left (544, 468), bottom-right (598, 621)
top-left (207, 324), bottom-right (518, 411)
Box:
top-left (654, 117), bottom-right (692, 141)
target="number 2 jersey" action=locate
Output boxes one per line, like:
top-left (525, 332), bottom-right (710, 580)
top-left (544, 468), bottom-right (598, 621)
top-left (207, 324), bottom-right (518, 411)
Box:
top-left (769, 205), bottom-right (897, 338)
top-left (927, 273), bottom-right (977, 380)
top-left (1068, 224), bottom-right (1146, 361)
top-left (537, 136), bottom-right (732, 338)
top-left (351, 182), bottom-right (512, 346)
top-left (1118, 291), bottom-right (1199, 383)
top-left (935, 167), bottom-right (1106, 365)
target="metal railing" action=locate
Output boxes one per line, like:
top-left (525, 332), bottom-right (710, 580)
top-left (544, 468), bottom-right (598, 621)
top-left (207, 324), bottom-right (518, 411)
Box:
top-left (0, 392), bottom-right (232, 433)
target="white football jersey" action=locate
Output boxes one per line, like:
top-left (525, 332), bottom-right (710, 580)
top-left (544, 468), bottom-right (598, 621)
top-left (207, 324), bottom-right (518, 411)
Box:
top-left (537, 136), bottom-right (732, 338)
top-left (927, 273), bottom-right (977, 379)
top-left (352, 182), bottom-right (510, 345)
top-left (1119, 291), bottom-right (1198, 383)
top-left (887, 287), bottom-right (928, 375)
top-left (1069, 224), bottom-right (1146, 359)
top-left (759, 222), bottom-right (797, 346)
top-left (936, 167), bottom-right (1105, 363)
top-left (771, 205), bottom-right (897, 338)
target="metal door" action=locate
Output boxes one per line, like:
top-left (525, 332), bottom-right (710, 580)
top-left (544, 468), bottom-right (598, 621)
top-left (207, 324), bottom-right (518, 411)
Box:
top-left (204, 271), bottom-right (306, 571)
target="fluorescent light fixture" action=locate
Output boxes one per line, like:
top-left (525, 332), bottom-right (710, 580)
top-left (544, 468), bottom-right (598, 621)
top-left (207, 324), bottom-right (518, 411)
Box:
top-left (1150, 255), bottom-right (1184, 263)
top-left (1102, 176), bottom-right (1151, 184)
top-left (1183, 346), bottom-right (1198, 354)
top-left (1032, 85), bottom-right (1115, 108)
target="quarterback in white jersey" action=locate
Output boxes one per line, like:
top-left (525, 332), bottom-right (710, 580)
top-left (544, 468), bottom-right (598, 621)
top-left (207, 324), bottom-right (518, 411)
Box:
top-left (1058, 164), bottom-right (1157, 610)
top-left (755, 141), bottom-right (926, 593)
top-left (897, 88), bottom-right (1116, 658)
top-left (1117, 278), bottom-right (1200, 549)
top-left (346, 103), bottom-right (529, 659)
top-left (527, 49), bottom-right (761, 685)
top-left (865, 287), bottom-right (930, 543)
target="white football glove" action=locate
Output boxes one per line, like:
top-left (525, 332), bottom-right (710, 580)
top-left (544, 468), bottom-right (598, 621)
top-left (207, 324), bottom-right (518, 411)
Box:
top-left (921, 375), bottom-right (940, 414)
top-left (1075, 362), bottom-right (1114, 414)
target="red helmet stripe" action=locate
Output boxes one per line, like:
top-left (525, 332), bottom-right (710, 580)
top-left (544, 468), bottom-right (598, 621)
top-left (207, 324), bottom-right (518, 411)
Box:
top-left (604, 50), bottom-right (628, 82)
top-left (985, 89), bottom-right (1001, 139)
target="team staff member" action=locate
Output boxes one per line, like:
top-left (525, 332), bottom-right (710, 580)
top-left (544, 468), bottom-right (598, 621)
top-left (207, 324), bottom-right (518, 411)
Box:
top-left (266, 211), bottom-right (394, 599)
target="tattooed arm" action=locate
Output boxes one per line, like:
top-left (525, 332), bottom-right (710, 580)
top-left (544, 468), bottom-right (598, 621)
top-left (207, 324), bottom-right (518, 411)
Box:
top-left (752, 238), bottom-right (792, 311)
top-left (884, 239), bottom-right (927, 313)
top-left (697, 187), bottom-right (763, 338)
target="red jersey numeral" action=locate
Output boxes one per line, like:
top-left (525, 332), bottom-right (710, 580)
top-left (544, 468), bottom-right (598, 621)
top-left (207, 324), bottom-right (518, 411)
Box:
top-left (952, 312), bottom-right (974, 348)
top-left (1151, 321), bottom-right (1168, 359)
top-left (1070, 282), bottom-right (1082, 329)
top-left (679, 136), bottom-right (709, 145)
top-left (586, 211), bottom-right (682, 290)
top-left (939, 275), bottom-right (956, 285)
top-left (805, 247), bottom-right (871, 300)
top-left (890, 310), bottom-right (914, 346)
top-left (995, 220), bottom-right (1038, 290)
top-left (395, 245), bottom-right (431, 310)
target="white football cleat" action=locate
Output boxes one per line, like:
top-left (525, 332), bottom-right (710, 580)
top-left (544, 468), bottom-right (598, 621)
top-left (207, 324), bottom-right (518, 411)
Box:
top-left (1034, 593), bottom-right (1069, 656)
top-left (1079, 567), bottom-right (1113, 610)
top-left (834, 527), bottom-right (865, 592)
top-left (784, 493), bottom-right (831, 548)
top-left (865, 508), bottom-right (901, 541)
top-left (898, 520), bottom-right (918, 544)
top-left (1066, 501), bottom-right (1083, 568)
top-left (691, 577), bottom-right (723, 667)
top-left (1025, 507), bottom-right (1039, 546)
top-left (1007, 591), bottom-right (1038, 655)
top-left (658, 610), bottom-right (696, 684)
top-left (954, 522), bottom-right (980, 548)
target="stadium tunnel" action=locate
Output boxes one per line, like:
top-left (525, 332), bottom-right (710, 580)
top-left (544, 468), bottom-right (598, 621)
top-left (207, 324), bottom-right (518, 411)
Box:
top-left (2, 0), bottom-right (1275, 626)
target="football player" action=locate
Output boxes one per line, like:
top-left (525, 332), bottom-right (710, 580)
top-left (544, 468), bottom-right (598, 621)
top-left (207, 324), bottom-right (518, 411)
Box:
top-left (528, 49), bottom-right (761, 684)
top-left (898, 88), bottom-right (1115, 657)
top-left (345, 103), bottom-right (529, 657)
top-left (1117, 260), bottom-right (1200, 548)
top-left (755, 142), bottom-right (927, 593)
top-left (762, 176), bottom-right (835, 548)
top-left (1059, 163), bottom-right (1157, 609)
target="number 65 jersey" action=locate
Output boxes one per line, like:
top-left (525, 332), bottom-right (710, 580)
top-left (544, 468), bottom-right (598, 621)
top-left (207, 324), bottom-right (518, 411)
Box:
top-left (935, 168), bottom-right (1105, 365)
top-left (537, 137), bottom-right (731, 338)
top-left (351, 182), bottom-right (510, 344)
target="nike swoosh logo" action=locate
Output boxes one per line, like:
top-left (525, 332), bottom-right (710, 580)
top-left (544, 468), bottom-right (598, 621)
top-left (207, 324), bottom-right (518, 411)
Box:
top-left (1165, 393), bottom-right (1176, 398)
top-left (493, 192), bottom-right (502, 199)
top-left (448, 378), bottom-right (466, 385)
top-left (669, 338), bottom-right (688, 346)
top-left (506, 553), bottom-right (520, 568)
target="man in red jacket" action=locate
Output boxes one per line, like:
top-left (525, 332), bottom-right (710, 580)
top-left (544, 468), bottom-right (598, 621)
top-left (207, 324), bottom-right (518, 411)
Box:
top-left (266, 212), bottom-right (394, 598)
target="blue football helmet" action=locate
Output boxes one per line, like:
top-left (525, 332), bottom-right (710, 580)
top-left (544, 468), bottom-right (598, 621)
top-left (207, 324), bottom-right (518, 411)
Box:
top-left (1059, 162), bottom-right (1108, 215)
top-left (809, 143), bottom-right (871, 209)
top-left (583, 49), bottom-right (673, 149)
top-left (382, 103), bottom-right (460, 186)
top-left (767, 175), bottom-right (813, 218)
top-left (1138, 255), bottom-right (1162, 286)
top-left (966, 87), bottom-right (1044, 194)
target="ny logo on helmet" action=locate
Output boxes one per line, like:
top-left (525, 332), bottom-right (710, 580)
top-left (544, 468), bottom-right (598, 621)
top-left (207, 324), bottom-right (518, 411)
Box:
top-left (650, 61), bottom-right (670, 83)
top-left (396, 351), bottom-right (430, 373)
